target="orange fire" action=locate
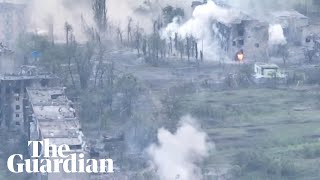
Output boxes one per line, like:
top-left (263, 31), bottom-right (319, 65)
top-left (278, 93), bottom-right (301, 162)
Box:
top-left (236, 50), bottom-right (244, 62)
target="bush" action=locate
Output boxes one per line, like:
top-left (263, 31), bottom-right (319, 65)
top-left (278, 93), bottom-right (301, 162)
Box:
top-left (301, 145), bottom-right (320, 159)
top-left (191, 104), bottom-right (226, 121)
top-left (233, 151), bottom-right (298, 178)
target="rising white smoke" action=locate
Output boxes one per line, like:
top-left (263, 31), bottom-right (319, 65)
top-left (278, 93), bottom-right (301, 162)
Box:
top-left (224, 0), bottom-right (305, 17)
top-left (25, 0), bottom-right (94, 42)
top-left (161, 0), bottom-right (240, 61)
top-left (163, 0), bottom-right (239, 39)
top-left (23, 0), bottom-right (194, 41)
top-left (107, 0), bottom-right (194, 31)
top-left (268, 24), bottom-right (287, 45)
top-left (147, 116), bottom-right (211, 180)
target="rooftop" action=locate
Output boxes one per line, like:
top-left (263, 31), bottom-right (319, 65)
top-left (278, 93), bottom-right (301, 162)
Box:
top-left (0, 65), bottom-right (58, 81)
top-left (27, 87), bottom-right (84, 149)
top-left (33, 105), bottom-right (75, 120)
top-left (0, 2), bottom-right (26, 10)
top-left (255, 62), bottom-right (280, 69)
top-left (271, 10), bottom-right (308, 19)
top-left (39, 120), bottom-right (81, 139)
top-left (27, 87), bottom-right (69, 106)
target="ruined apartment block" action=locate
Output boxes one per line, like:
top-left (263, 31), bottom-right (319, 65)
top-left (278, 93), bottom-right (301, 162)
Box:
top-left (0, 65), bottom-right (58, 130)
top-left (26, 87), bottom-right (88, 180)
top-left (0, 2), bottom-right (26, 47)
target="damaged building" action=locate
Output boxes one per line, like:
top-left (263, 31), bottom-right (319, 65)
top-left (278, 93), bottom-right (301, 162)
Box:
top-left (26, 87), bottom-right (88, 180)
top-left (270, 10), bottom-right (309, 45)
top-left (0, 65), bottom-right (58, 130)
top-left (213, 13), bottom-right (269, 61)
top-left (0, 1), bottom-right (26, 47)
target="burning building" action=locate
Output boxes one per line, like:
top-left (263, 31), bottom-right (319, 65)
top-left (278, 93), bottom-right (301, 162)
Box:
top-left (213, 13), bottom-right (269, 61)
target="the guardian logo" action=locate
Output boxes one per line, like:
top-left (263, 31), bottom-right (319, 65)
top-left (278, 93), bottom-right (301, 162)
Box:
top-left (7, 139), bottom-right (114, 174)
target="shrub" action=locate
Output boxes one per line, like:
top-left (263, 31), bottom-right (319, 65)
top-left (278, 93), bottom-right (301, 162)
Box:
top-left (301, 145), bottom-right (320, 159)
top-left (233, 150), bottom-right (297, 178)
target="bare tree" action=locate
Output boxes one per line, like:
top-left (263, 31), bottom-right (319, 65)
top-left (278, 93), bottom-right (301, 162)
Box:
top-left (127, 18), bottom-right (133, 44)
top-left (94, 43), bottom-right (107, 88)
top-left (93, 0), bottom-right (108, 33)
top-left (75, 43), bottom-right (95, 90)
top-left (142, 36), bottom-right (147, 56)
top-left (117, 26), bottom-right (123, 45)
top-left (134, 24), bottom-right (142, 55)
top-left (279, 45), bottom-right (289, 65)
top-left (64, 22), bottom-right (73, 45)
top-left (186, 36), bottom-right (191, 62)
top-left (178, 37), bottom-right (184, 60)
top-left (304, 48), bottom-right (316, 63)
top-left (195, 41), bottom-right (198, 60)
top-left (64, 22), bottom-right (77, 89)
top-left (117, 74), bottom-right (139, 117)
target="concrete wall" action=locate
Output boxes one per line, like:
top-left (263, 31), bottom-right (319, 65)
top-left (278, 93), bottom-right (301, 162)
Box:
top-left (0, 2), bottom-right (26, 47)
top-left (215, 20), bottom-right (269, 61)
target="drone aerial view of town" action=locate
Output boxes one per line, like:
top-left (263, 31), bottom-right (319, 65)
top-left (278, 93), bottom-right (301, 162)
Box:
top-left (1, 0), bottom-right (320, 179)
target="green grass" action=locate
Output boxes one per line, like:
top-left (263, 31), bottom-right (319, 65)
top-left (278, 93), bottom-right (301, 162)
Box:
top-left (180, 86), bottom-right (320, 179)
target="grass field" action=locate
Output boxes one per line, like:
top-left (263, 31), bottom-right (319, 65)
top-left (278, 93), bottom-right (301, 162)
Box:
top-left (180, 86), bottom-right (320, 179)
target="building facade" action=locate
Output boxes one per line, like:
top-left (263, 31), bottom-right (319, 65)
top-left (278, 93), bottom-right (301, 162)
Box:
top-left (26, 87), bottom-right (88, 180)
top-left (0, 65), bottom-right (58, 130)
top-left (0, 2), bottom-right (26, 47)
top-left (214, 15), bottom-right (269, 62)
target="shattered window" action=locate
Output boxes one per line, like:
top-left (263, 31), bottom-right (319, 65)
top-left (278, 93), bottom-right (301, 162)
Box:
top-left (238, 39), bottom-right (244, 46)
top-left (232, 41), bottom-right (236, 46)
top-left (306, 38), bottom-right (311, 43)
top-left (238, 29), bottom-right (244, 36)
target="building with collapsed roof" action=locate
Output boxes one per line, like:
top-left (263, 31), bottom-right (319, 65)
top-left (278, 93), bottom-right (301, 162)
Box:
top-left (0, 2), bottom-right (26, 47)
top-left (0, 65), bottom-right (58, 129)
top-left (213, 12), bottom-right (269, 61)
top-left (26, 87), bottom-right (84, 151)
top-left (26, 87), bottom-right (88, 180)
top-left (270, 10), bottom-right (309, 45)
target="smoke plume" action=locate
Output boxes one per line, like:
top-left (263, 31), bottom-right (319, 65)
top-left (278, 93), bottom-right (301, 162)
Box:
top-left (107, 0), bottom-right (194, 31)
top-left (224, 0), bottom-right (305, 17)
top-left (23, 0), bottom-right (194, 40)
top-left (25, 0), bottom-right (94, 42)
top-left (147, 116), bottom-right (211, 180)
top-left (161, 0), bottom-right (240, 60)
top-left (268, 24), bottom-right (287, 45)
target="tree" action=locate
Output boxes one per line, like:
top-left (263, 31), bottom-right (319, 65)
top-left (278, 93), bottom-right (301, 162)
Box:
top-left (186, 36), bottom-right (192, 62)
top-left (162, 5), bottom-right (185, 25)
top-left (64, 26), bottom-right (77, 89)
top-left (134, 24), bottom-right (142, 55)
top-left (117, 26), bottom-right (123, 45)
top-left (304, 48), bottom-right (316, 63)
top-left (94, 43), bottom-right (107, 88)
top-left (142, 36), bottom-right (147, 56)
top-left (178, 36), bottom-right (185, 60)
top-left (93, 0), bottom-right (108, 33)
top-left (127, 18), bottom-right (133, 44)
top-left (74, 42), bottom-right (94, 90)
top-left (64, 22), bottom-right (73, 45)
top-left (117, 74), bottom-right (140, 117)
top-left (161, 88), bottom-right (183, 121)
top-left (279, 45), bottom-right (289, 65)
